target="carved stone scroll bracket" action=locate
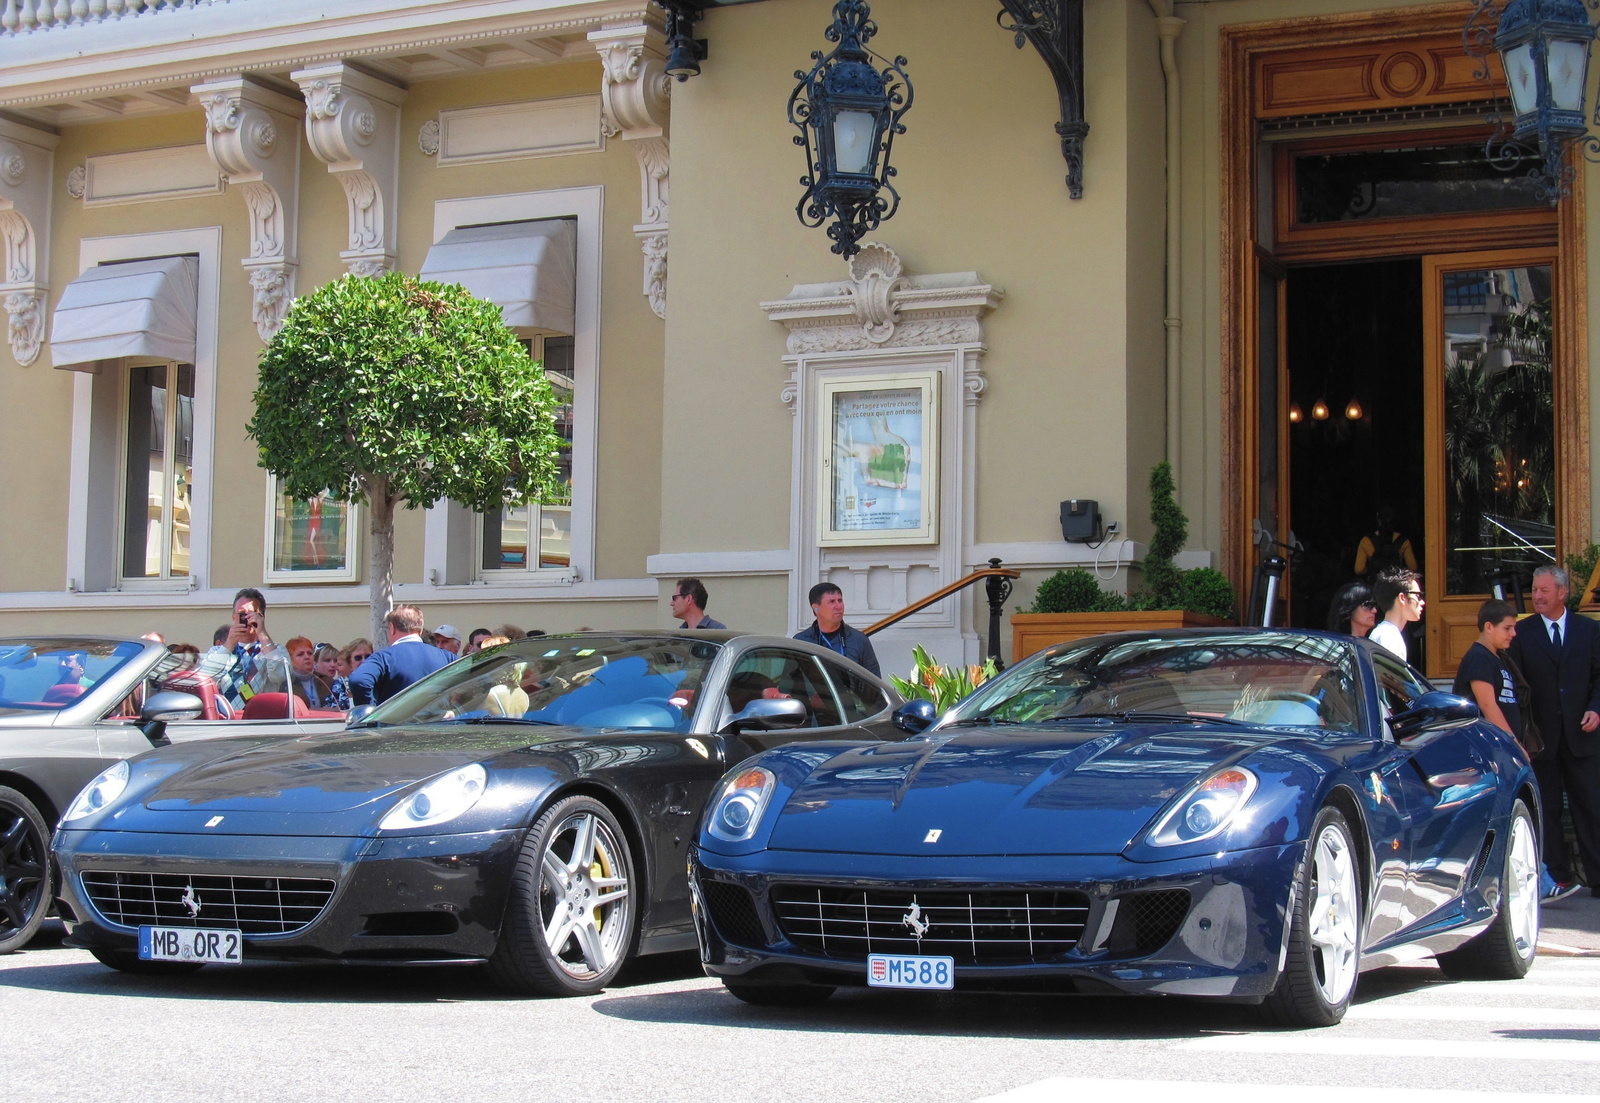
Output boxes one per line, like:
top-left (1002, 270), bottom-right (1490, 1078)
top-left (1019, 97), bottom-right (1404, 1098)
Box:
top-left (0, 118), bottom-right (59, 366)
top-left (191, 75), bottom-right (304, 342)
top-left (3, 288), bottom-right (46, 367)
top-left (590, 21), bottom-right (674, 318)
top-left (290, 62), bottom-right (407, 278)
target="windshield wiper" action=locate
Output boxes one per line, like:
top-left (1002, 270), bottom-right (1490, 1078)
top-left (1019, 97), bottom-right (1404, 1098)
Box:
top-left (437, 716), bottom-right (561, 726)
top-left (946, 716), bottom-right (1024, 727)
top-left (1047, 711), bottom-right (1251, 727)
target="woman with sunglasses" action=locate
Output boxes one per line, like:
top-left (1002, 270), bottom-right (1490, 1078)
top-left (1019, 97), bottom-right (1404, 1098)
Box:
top-left (1370, 568), bottom-right (1424, 661)
top-left (1326, 581), bottom-right (1379, 639)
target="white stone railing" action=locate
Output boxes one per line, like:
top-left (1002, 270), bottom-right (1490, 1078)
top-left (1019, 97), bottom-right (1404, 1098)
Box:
top-left (1, 0), bottom-right (237, 36)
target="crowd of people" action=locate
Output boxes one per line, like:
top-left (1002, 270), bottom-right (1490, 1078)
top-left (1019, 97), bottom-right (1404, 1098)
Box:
top-left (1326, 562), bottom-right (1600, 905)
top-left (142, 576), bottom-right (881, 714)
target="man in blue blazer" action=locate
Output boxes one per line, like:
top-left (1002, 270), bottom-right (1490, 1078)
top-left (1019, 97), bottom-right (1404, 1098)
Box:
top-left (348, 604), bottom-right (457, 706)
top-left (1505, 565), bottom-right (1600, 896)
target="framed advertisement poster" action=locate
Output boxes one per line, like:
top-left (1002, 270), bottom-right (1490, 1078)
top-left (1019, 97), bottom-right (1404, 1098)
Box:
top-left (263, 475), bottom-right (360, 583)
top-left (818, 372), bottom-right (938, 547)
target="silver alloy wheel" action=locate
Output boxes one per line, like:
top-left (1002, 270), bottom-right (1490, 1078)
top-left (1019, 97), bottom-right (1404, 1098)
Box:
top-left (1506, 810), bottom-right (1540, 960)
top-left (1308, 822), bottom-right (1359, 1005)
top-left (537, 809), bottom-right (632, 980)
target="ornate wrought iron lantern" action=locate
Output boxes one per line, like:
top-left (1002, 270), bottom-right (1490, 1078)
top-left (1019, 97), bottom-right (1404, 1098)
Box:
top-left (788, 0), bottom-right (913, 258)
top-left (1467, 0), bottom-right (1600, 200)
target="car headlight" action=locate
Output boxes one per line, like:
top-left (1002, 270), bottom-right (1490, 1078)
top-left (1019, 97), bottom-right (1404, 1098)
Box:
top-left (63, 760), bottom-right (130, 823)
top-left (378, 764), bottom-right (488, 830)
top-left (706, 766), bottom-right (776, 843)
top-left (1148, 766), bottom-right (1257, 847)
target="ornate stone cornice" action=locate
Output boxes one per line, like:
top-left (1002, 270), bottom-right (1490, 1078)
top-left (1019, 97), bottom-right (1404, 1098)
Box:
top-left (0, 116), bottom-right (58, 366)
top-left (291, 62), bottom-right (406, 278)
top-left (761, 243), bottom-right (1005, 359)
top-left (191, 75), bottom-right (303, 341)
top-left (588, 20), bottom-right (671, 319)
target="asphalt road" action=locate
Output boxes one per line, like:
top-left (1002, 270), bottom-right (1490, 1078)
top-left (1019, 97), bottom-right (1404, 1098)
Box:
top-left (3, 920), bottom-right (1599, 1103)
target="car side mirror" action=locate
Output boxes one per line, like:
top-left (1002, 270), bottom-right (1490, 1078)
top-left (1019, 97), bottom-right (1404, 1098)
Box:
top-left (138, 690), bottom-right (203, 746)
top-left (140, 691), bottom-right (203, 724)
top-left (1390, 690), bottom-right (1479, 739)
top-left (723, 697), bottom-right (808, 733)
top-left (893, 698), bottom-right (939, 734)
top-left (346, 704), bottom-right (378, 727)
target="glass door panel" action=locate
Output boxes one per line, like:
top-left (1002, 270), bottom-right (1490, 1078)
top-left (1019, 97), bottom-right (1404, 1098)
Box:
top-left (1424, 250), bottom-right (1558, 676)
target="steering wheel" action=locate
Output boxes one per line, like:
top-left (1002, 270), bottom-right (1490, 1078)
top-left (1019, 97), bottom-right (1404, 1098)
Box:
top-left (1258, 690), bottom-right (1321, 708)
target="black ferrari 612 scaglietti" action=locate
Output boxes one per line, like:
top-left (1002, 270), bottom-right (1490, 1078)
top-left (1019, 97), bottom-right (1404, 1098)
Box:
top-left (691, 629), bottom-right (1542, 1028)
top-left (51, 631), bottom-right (903, 995)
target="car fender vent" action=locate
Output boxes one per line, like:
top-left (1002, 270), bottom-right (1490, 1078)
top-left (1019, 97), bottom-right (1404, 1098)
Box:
top-left (1108, 889), bottom-right (1191, 955)
top-left (701, 879), bottom-right (767, 948)
top-left (1468, 830), bottom-right (1496, 890)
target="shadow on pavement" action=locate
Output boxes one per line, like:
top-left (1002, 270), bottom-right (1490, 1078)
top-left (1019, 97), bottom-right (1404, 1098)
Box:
top-left (2, 923), bottom-right (705, 1005)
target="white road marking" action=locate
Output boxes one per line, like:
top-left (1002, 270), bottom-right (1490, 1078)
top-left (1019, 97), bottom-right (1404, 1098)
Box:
top-left (1390, 983), bottom-right (1600, 999)
top-left (976, 1077), bottom-right (1600, 1103)
top-left (1347, 1003), bottom-right (1600, 1026)
top-left (1177, 1034), bottom-right (1600, 1062)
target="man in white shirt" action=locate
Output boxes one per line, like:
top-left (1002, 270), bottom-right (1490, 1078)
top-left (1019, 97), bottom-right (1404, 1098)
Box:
top-left (1369, 569), bottom-right (1423, 662)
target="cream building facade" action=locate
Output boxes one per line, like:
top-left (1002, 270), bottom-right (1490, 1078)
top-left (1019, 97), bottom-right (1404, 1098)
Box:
top-left (0, 0), bottom-right (1593, 679)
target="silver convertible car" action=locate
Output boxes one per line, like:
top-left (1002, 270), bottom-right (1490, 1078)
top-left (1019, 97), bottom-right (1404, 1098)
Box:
top-left (0, 636), bottom-right (347, 952)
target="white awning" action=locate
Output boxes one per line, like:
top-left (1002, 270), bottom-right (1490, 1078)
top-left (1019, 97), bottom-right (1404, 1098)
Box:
top-left (50, 255), bottom-right (200, 372)
top-left (419, 220), bottom-right (576, 335)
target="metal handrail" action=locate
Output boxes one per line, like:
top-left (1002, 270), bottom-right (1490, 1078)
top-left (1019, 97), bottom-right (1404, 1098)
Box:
top-left (861, 559), bottom-right (1021, 669)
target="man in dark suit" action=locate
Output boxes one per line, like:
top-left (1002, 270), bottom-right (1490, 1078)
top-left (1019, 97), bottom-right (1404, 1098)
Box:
top-left (1505, 565), bottom-right (1600, 896)
top-left (348, 604), bottom-right (456, 706)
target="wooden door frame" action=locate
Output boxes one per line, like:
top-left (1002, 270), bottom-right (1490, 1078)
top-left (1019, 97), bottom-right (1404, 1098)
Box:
top-left (1423, 247), bottom-right (1560, 674)
top-left (1220, 5), bottom-right (1590, 607)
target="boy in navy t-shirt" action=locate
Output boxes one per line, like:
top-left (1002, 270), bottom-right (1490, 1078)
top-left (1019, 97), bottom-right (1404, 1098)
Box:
top-left (1451, 598), bottom-right (1522, 737)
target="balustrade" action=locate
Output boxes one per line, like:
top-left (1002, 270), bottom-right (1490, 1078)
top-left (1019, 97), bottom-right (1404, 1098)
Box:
top-left (1, 0), bottom-right (232, 35)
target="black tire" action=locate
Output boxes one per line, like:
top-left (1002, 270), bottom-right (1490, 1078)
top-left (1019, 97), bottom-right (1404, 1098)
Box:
top-left (1261, 805), bottom-right (1362, 1028)
top-left (89, 948), bottom-right (205, 976)
top-left (487, 795), bottom-right (638, 997)
top-left (1437, 799), bottom-right (1539, 981)
top-left (0, 786), bottom-right (51, 954)
top-left (723, 980), bottom-right (835, 1007)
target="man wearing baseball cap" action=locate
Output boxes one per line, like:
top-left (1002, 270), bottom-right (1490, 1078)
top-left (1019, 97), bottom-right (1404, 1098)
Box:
top-left (432, 624), bottom-right (463, 656)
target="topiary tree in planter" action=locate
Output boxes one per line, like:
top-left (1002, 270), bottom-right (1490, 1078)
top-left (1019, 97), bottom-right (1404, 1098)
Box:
top-left (248, 272), bottom-right (565, 642)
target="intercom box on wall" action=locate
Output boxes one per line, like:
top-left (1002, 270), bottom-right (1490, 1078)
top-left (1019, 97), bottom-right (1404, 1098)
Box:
top-left (1060, 499), bottom-right (1100, 543)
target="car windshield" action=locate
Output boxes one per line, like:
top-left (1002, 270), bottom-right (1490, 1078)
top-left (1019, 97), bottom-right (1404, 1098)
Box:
top-left (945, 631), bottom-right (1363, 733)
top-left (0, 638), bottom-right (146, 716)
top-left (362, 635), bottom-right (722, 732)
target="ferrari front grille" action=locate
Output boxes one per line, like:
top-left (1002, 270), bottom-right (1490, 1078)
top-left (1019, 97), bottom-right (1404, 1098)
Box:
top-left (770, 884), bottom-right (1091, 964)
top-left (80, 871), bottom-right (336, 936)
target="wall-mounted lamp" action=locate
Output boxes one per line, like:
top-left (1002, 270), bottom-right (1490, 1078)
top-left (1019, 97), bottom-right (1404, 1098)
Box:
top-left (1288, 402), bottom-right (1304, 424)
top-left (1345, 398), bottom-right (1364, 420)
top-left (1311, 399), bottom-right (1330, 421)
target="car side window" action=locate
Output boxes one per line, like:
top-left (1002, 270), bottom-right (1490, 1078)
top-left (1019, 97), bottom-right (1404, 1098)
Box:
top-left (818, 657), bottom-right (889, 723)
top-left (725, 648), bottom-right (843, 728)
top-left (1372, 654), bottom-right (1429, 722)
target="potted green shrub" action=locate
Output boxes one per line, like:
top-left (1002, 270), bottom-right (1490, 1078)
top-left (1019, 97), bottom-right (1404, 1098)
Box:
top-left (1010, 462), bottom-right (1237, 662)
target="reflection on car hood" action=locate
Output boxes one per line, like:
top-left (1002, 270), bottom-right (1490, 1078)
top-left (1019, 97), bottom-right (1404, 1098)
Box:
top-left (766, 723), bottom-right (1275, 856)
top-left (139, 723), bottom-right (639, 813)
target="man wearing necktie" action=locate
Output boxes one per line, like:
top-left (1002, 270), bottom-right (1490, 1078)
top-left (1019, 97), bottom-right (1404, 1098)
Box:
top-left (196, 587), bottom-right (284, 712)
top-left (1506, 565), bottom-right (1600, 897)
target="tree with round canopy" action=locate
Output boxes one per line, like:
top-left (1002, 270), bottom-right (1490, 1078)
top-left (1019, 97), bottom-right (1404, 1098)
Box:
top-left (248, 272), bottom-right (565, 642)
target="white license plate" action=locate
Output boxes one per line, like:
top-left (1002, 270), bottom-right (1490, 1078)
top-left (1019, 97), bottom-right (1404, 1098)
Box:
top-left (867, 953), bottom-right (953, 990)
top-left (138, 926), bottom-right (243, 965)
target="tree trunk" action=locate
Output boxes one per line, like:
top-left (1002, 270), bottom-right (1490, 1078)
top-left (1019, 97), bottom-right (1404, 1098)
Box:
top-left (367, 474), bottom-right (395, 645)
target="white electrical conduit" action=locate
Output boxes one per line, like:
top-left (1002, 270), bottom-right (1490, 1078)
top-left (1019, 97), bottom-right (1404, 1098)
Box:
top-left (1146, 0), bottom-right (1186, 487)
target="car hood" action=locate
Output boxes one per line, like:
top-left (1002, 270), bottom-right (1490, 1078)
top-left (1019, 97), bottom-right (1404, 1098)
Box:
top-left (765, 723), bottom-right (1275, 856)
top-left (137, 724), bottom-right (601, 814)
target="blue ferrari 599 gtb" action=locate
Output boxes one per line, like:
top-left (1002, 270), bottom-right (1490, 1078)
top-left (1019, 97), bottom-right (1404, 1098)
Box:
top-left (690, 629), bottom-right (1542, 1027)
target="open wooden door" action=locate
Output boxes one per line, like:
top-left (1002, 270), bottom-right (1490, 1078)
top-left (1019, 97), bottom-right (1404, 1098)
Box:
top-left (1422, 249), bottom-right (1559, 676)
